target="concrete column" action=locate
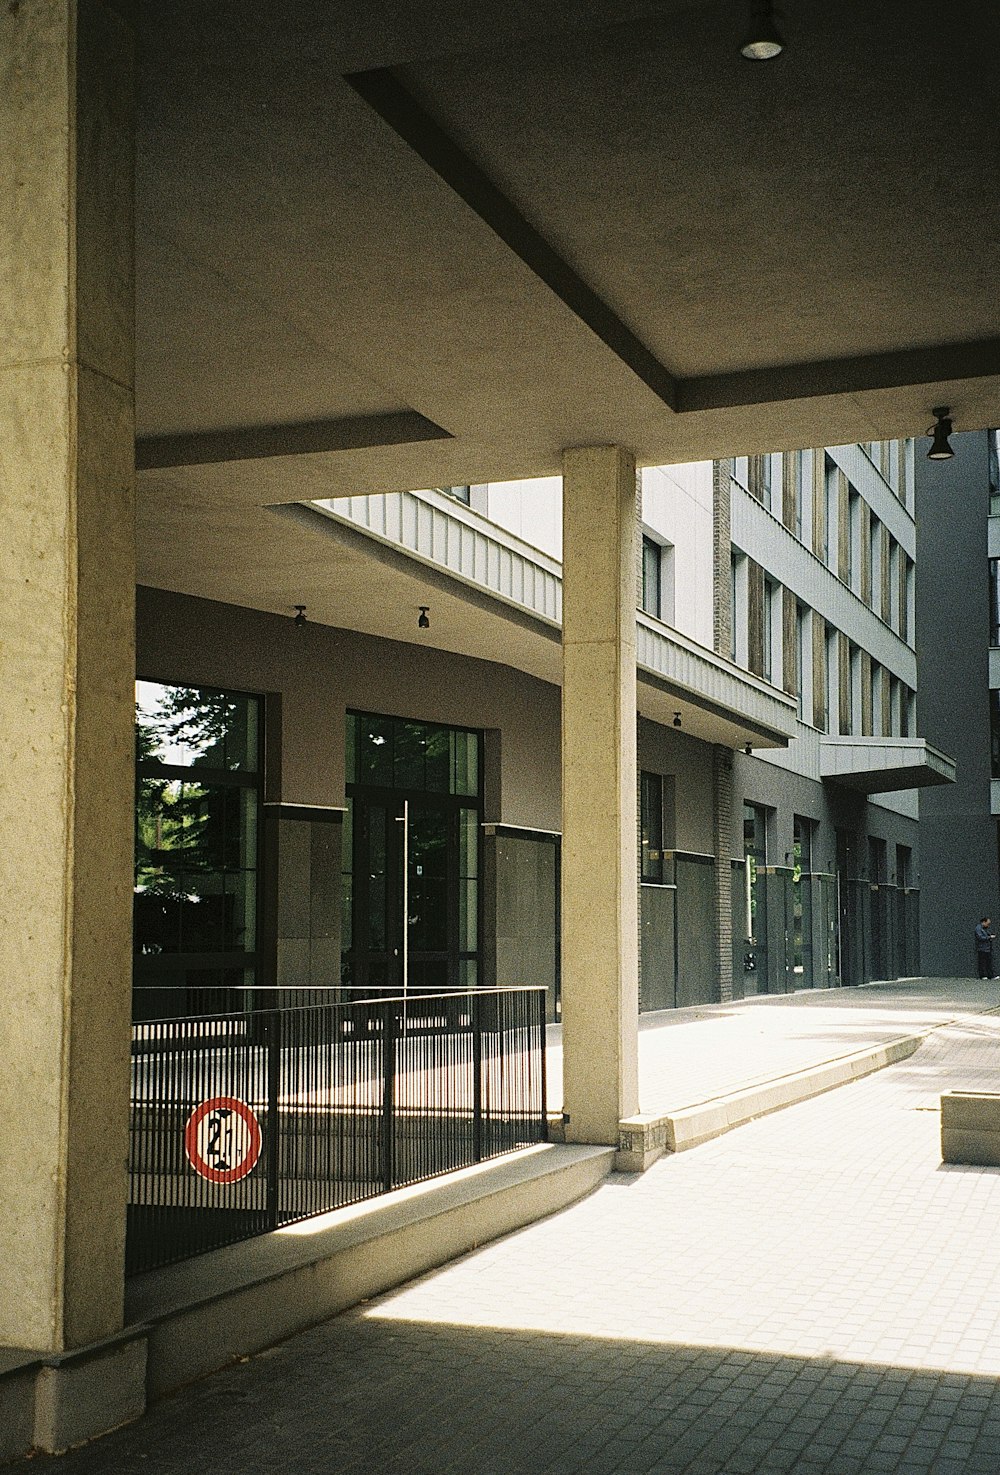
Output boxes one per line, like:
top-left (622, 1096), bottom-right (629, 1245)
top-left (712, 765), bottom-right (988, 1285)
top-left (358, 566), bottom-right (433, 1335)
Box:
top-left (0, 0), bottom-right (135, 1352)
top-left (561, 446), bottom-right (640, 1144)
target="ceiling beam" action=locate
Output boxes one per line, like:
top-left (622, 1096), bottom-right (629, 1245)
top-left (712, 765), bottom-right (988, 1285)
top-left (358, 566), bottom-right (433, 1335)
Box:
top-left (679, 338), bottom-right (1000, 412)
top-left (136, 410), bottom-right (451, 470)
top-left (346, 65), bottom-right (680, 413)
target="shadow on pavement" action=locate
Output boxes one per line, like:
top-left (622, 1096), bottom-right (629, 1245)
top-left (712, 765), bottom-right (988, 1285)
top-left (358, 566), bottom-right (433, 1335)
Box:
top-left (10, 1316), bottom-right (1000, 1475)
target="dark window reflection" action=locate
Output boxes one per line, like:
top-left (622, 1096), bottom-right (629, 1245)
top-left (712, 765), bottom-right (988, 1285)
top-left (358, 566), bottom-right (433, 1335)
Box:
top-left (134, 681), bottom-right (261, 1014)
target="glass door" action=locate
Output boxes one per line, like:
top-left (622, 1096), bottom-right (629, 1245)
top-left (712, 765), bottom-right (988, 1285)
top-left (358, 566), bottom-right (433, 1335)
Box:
top-left (341, 712), bottom-right (482, 1004)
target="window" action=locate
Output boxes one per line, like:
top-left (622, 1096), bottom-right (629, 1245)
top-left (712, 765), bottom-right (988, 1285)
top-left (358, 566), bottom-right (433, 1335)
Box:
top-left (732, 455), bottom-right (750, 491)
top-left (848, 489), bottom-right (861, 594)
top-left (824, 455), bottom-right (838, 569)
top-left (794, 603), bottom-right (813, 722)
top-left (792, 816), bottom-right (813, 978)
top-left (896, 844), bottom-right (912, 889)
top-left (640, 771), bottom-right (664, 883)
top-left (438, 485), bottom-right (471, 504)
top-left (990, 431), bottom-right (1000, 516)
top-left (872, 663), bottom-right (888, 736)
top-left (826, 627), bottom-right (839, 734)
top-left (133, 681), bottom-right (262, 1007)
top-left (760, 452), bottom-right (780, 511)
top-left (641, 535), bottom-right (661, 619)
top-left (347, 710), bottom-right (479, 797)
top-left (795, 603), bottom-right (806, 718)
top-left (869, 516), bottom-right (881, 612)
top-left (731, 552), bottom-right (747, 666)
top-left (991, 560), bottom-right (1000, 646)
top-left (888, 539), bottom-right (901, 633)
top-left (902, 556), bottom-right (914, 643)
top-left (763, 579), bottom-right (777, 683)
top-left (795, 449), bottom-right (812, 542)
top-left (849, 643), bottom-right (861, 735)
top-left (731, 554), bottom-right (738, 662)
top-left (743, 802), bottom-right (767, 943)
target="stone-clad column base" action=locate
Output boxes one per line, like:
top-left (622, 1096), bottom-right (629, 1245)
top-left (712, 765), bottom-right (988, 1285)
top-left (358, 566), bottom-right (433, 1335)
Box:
top-left (0, 1330), bottom-right (148, 1460)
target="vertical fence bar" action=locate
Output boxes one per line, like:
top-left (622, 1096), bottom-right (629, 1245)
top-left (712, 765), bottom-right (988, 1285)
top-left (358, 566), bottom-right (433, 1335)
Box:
top-left (472, 989), bottom-right (483, 1163)
top-left (265, 1009), bottom-right (281, 1232)
top-left (381, 1001), bottom-right (397, 1194)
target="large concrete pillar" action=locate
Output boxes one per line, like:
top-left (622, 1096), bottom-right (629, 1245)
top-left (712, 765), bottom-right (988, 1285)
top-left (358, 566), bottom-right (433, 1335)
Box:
top-left (0, 0), bottom-right (135, 1353)
top-left (561, 446), bottom-right (640, 1144)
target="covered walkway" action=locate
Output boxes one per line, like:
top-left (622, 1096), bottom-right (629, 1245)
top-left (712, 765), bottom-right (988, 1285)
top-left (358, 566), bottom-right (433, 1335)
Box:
top-left (10, 978), bottom-right (1000, 1474)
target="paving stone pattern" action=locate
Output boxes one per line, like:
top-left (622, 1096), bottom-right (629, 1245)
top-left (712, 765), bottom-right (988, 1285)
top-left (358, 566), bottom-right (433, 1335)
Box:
top-left (15, 987), bottom-right (1000, 1474)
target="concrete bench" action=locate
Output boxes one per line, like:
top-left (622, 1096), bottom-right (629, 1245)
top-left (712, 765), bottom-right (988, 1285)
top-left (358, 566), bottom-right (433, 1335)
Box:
top-left (941, 1091), bottom-right (1000, 1166)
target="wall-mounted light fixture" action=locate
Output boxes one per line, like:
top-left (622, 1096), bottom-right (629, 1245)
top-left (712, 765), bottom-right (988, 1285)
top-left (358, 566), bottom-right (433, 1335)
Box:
top-left (418, 606), bottom-right (430, 629)
top-left (293, 605), bottom-right (307, 627)
top-left (926, 406), bottom-right (955, 460)
top-left (673, 712), bottom-right (682, 728)
top-left (745, 742), bottom-right (753, 755)
top-left (740, 0), bottom-right (785, 59)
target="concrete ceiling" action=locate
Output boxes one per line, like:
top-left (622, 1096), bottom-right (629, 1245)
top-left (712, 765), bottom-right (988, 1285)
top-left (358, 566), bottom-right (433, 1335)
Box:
top-left (136, 0), bottom-right (1000, 653)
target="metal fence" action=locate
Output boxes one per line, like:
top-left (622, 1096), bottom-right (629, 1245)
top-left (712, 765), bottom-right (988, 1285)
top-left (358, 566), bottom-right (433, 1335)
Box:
top-left (127, 987), bottom-right (548, 1275)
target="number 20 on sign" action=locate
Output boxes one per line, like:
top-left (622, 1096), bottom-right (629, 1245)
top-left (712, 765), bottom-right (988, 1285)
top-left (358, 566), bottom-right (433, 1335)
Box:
top-left (184, 1096), bottom-right (262, 1184)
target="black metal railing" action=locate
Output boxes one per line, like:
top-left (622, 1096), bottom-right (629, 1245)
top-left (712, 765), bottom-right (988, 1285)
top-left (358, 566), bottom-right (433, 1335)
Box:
top-left (127, 987), bottom-right (547, 1276)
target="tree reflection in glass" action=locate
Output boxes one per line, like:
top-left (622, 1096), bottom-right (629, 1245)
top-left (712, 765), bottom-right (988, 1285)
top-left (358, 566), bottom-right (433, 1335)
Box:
top-left (134, 682), bottom-right (259, 972)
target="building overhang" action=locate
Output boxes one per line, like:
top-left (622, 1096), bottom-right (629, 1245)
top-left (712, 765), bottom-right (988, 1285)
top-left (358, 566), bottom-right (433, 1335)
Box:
top-left (820, 737), bottom-right (956, 793)
top-left (636, 618), bottom-right (797, 751)
top-left (297, 494), bottom-right (798, 751)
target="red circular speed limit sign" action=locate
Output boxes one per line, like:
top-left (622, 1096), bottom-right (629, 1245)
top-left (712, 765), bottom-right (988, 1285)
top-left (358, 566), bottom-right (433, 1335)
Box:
top-left (184, 1096), bottom-right (262, 1184)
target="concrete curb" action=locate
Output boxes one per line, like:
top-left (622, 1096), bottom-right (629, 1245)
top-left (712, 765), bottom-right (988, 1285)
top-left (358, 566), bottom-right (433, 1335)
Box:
top-left (616, 1030), bottom-right (930, 1169)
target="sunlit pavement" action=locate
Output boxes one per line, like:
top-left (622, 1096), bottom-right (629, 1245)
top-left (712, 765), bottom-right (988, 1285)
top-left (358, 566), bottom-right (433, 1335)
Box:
top-left (14, 979), bottom-right (1000, 1475)
top-left (546, 976), bottom-right (1000, 1114)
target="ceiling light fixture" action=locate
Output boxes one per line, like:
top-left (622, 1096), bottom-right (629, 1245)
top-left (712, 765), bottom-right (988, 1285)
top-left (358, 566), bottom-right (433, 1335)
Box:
top-left (673, 712), bottom-right (682, 728)
top-left (926, 406), bottom-right (955, 461)
top-left (293, 605), bottom-right (307, 627)
top-left (740, 0), bottom-right (785, 60)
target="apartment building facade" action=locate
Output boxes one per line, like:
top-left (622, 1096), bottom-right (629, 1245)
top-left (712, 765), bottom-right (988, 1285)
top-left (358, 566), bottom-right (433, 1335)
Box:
top-left (134, 438), bottom-right (951, 1032)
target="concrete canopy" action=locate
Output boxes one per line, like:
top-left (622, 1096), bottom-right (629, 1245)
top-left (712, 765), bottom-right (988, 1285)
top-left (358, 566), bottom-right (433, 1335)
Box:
top-left (136, 0), bottom-right (1000, 628)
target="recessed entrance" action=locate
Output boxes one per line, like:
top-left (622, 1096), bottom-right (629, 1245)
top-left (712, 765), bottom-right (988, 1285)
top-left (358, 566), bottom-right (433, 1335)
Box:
top-left (342, 711), bottom-right (482, 999)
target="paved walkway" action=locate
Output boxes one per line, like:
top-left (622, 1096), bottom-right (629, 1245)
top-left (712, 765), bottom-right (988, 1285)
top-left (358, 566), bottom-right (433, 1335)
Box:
top-left (550, 977), bottom-right (1000, 1114)
top-left (14, 979), bottom-right (1000, 1475)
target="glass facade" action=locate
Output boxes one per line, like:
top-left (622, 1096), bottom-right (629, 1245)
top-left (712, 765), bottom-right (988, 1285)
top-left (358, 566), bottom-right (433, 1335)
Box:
top-left (342, 711), bottom-right (482, 996)
top-left (133, 680), bottom-right (262, 1014)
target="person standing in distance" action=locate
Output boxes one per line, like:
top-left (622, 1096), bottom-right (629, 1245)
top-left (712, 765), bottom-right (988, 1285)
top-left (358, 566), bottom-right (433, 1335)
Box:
top-left (974, 916), bottom-right (998, 979)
